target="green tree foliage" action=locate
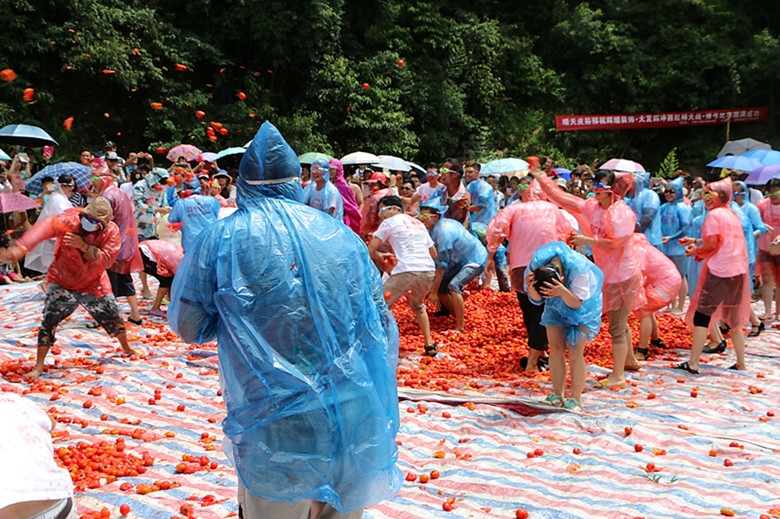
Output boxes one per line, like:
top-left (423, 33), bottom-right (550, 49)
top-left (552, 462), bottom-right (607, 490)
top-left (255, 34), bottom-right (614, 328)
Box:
top-left (0, 0), bottom-right (778, 173)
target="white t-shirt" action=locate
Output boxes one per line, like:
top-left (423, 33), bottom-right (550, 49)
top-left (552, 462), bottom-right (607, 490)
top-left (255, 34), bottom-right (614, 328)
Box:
top-left (414, 182), bottom-right (440, 203)
top-left (373, 213), bottom-right (435, 274)
top-left (0, 393), bottom-right (73, 510)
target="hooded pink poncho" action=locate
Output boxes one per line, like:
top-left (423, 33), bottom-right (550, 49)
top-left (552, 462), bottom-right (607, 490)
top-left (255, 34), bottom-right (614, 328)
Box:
top-left (685, 178), bottom-right (750, 329)
top-left (329, 158), bottom-right (362, 233)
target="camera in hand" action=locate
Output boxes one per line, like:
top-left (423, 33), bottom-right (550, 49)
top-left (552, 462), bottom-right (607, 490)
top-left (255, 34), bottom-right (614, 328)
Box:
top-left (533, 263), bottom-right (562, 294)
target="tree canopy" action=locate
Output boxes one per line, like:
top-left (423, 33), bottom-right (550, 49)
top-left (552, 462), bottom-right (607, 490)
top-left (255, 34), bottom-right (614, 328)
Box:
top-left (1, 0), bottom-right (778, 172)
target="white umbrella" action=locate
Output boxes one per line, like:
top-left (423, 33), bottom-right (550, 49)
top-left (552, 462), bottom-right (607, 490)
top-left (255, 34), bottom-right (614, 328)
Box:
top-left (717, 138), bottom-right (771, 158)
top-left (340, 151), bottom-right (380, 166)
top-left (375, 155), bottom-right (411, 172)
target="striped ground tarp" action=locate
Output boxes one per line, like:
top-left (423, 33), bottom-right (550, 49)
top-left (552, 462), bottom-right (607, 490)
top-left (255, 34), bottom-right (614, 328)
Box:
top-left (1, 281), bottom-right (779, 519)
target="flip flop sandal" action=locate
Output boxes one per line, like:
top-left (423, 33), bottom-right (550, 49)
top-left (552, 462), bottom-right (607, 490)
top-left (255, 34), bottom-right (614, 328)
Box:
top-left (676, 361), bottom-right (699, 374)
top-left (594, 378), bottom-right (628, 389)
top-left (564, 398), bottom-right (583, 413)
top-left (544, 393), bottom-right (565, 407)
top-left (635, 347), bottom-right (649, 361)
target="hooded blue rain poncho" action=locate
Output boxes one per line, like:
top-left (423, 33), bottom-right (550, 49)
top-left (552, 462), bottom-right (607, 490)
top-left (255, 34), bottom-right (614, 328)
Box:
top-left (525, 242), bottom-right (604, 347)
top-left (466, 177), bottom-right (497, 225)
top-left (167, 193), bottom-right (221, 252)
top-left (658, 177), bottom-right (692, 256)
top-left (302, 158), bottom-right (344, 222)
top-left (626, 172), bottom-right (662, 248)
top-left (168, 122), bottom-right (402, 513)
top-left (732, 180), bottom-right (767, 270)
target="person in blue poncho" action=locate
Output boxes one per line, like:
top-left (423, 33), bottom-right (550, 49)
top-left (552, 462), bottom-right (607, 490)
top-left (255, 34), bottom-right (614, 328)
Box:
top-left (525, 242), bottom-right (603, 413)
top-left (302, 158), bottom-right (344, 221)
top-left (626, 172), bottom-right (662, 249)
top-left (168, 121), bottom-right (402, 519)
top-left (419, 196), bottom-right (488, 333)
top-left (658, 177), bottom-right (692, 315)
top-left (167, 189), bottom-right (221, 252)
top-left (464, 162), bottom-right (496, 226)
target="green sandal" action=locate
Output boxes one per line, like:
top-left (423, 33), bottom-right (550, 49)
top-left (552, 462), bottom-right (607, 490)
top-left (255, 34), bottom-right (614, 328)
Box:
top-left (544, 393), bottom-right (565, 407)
top-left (564, 398), bottom-right (583, 413)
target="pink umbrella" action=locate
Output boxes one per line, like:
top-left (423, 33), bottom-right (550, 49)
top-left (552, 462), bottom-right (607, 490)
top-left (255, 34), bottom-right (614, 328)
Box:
top-left (166, 144), bottom-right (202, 163)
top-left (599, 158), bottom-right (646, 173)
top-left (0, 192), bottom-right (40, 214)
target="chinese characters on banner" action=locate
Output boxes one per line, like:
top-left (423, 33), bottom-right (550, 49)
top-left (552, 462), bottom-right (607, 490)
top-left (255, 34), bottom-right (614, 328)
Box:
top-left (555, 107), bottom-right (769, 131)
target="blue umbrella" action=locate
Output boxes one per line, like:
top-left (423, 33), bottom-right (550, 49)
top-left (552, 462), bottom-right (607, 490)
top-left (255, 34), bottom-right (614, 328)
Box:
top-left (480, 158), bottom-right (529, 177)
top-left (26, 162), bottom-right (93, 197)
top-left (706, 155), bottom-right (762, 172)
top-left (0, 148), bottom-right (10, 161)
top-left (553, 168), bottom-right (571, 180)
top-left (216, 147), bottom-right (246, 161)
top-left (0, 124), bottom-right (58, 147)
top-left (743, 149), bottom-right (780, 166)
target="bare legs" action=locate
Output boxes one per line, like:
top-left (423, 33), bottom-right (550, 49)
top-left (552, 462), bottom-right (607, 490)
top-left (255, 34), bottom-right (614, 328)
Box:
top-left (547, 326), bottom-right (586, 402)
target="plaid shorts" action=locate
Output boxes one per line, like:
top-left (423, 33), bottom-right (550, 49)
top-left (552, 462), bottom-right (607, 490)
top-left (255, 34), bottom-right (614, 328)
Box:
top-left (38, 283), bottom-right (126, 347)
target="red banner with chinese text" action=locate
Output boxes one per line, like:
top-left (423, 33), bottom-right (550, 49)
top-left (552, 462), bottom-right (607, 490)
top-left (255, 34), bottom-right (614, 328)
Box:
top-left (555, 107), bottom-right (768, 131)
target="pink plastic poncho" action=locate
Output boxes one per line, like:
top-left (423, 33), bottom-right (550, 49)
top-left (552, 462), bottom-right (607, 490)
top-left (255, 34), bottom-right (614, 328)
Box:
top-left (16, 208), bottom-right (120, 298)
top-left (632, 233), bottom-right (682, 319)
top-left (685, 178), bottom-right (751, 329)
top-left (537, 174), bottom-right (646, 313)
top-left (94, 166), bottom-right (143, 274)
top-left (329, 158), bottom-right (362, 233)
top-left (486, 198), bottom-right (572, 270)
top-left (361, 187), bottom-right (395, 237)
top-left (756, 197), bottom-right (780, 252)
top-left (138, 239), bottom-right (183, 278)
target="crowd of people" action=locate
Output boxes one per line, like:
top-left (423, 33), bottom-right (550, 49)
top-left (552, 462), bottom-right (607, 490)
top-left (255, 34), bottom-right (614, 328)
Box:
top-left (1, 125), bottom-right (779, 517)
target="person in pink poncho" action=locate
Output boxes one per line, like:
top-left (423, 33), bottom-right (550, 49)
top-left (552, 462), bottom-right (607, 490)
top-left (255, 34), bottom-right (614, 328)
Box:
top-left (530, 160), bottom-right (645, 388)
top-left (328, 158), bottom-right (362, 233)
top-left (677, 178), bottom-right (750, 373)
top-left (485, 176), bottom-right (573, 373)
top-left (90, 165), bottom-right (145, 325)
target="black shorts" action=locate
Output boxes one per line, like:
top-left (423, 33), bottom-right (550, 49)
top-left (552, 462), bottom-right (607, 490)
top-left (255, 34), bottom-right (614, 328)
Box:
top-left (141, 252), bottom-right (174, 288)
top-left (107, 270), bottom-right (137, 298)
top-left (696, 272), bottom-right (744, 318)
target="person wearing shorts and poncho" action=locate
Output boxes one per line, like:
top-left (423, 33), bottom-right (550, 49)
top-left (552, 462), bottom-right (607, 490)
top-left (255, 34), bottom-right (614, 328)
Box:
top-left (525, 242), bottom-right (603, 412)
top-left (677, 178), bottom-right (750, 374)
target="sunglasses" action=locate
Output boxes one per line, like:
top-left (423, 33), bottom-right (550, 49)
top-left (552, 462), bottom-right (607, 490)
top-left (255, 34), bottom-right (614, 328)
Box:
top-left (664, 189), bottom-right (675, 194)
top-left (769, 190), bottom-right (780, 197)
top-left (378, 205), bottom-right (396, 214)
top-left (83, 215), bottom-right (101, 225)
top-left (702, 192), bottom-right (716, 199)
top-left (60, 183), bottom-right (75, 188)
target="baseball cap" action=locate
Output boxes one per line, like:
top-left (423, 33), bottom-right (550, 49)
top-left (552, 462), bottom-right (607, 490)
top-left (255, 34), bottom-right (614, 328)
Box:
top-left (105, 151), bottom-right (119, 161)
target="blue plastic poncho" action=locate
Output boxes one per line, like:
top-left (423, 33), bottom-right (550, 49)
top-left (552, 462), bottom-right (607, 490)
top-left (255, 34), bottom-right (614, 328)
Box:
top-left (733, 180), bottom-right (767, 268)
top-left (658, 177), bottom-right (691, 256)
top-left (626, 172), bottom-right (662, 248)
top-left (471, 221), bottom-right (507, 268)
top-left (685, 208), bottom-right (707, 294)
top-left (429, 217), bottom-right (488, 270)
top-left (302, 167), bottom-right (344, 222)
top-left (168, 121), bottom-right (401, 513)
top-left (525, 242), bottom-right (604, 348)
top-left (466, 178), bottom-right (497, 225)
top-left (167, 194), bottom-right (221, 252)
